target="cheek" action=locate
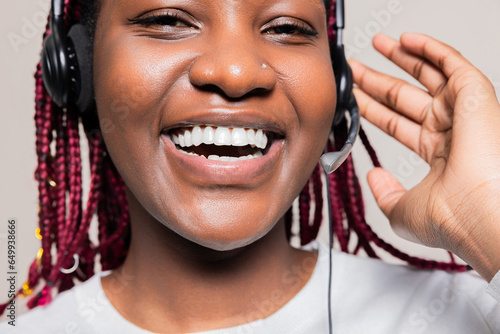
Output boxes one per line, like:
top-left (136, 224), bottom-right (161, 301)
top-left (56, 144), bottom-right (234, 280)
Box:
top-left (276, 49), bottom-right (336, 173)
top-left (278, 48), bottom-right (335, 130)
top-left (93, 36), bottom-right (191, 178)
top-left (293, 57), bottom-right (336, 136)
top-left (92, 36), bottom-right (176, 213)
top-left (94, 39), bottom-right (170, 136)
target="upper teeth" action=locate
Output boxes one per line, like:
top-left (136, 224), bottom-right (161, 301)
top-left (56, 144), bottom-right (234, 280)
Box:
top-left (170, 126), bottom-right (268, 149)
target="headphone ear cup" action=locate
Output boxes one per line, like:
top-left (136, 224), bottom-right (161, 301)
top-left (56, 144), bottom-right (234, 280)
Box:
top-left (67, 23), bottom-right (95, 113)
top-left (332, 43), bottom-right (353, 127)
top-left (41, 32), bottom-right (69, 107)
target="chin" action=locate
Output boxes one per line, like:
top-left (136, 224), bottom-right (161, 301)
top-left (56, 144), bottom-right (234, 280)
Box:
top-left (191, 237), bottom-right (260, 252)
top-left (166, 208), bottom-right (278, 252)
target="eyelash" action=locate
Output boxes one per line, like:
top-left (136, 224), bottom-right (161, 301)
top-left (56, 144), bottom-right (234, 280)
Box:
top-left (128, 12), bottom-right (318, 37)
top-left (128, 11), bottom-right (187, 27)
top-left (265, 22), bottom-right (318, 37)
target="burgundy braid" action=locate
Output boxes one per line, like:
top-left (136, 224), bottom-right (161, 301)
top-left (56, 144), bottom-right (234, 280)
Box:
top-left (0, 0), bottom-right (467, 317)
top-left (0, 0), bottom-right (130, 315)
top-left (310, 165), bottom-right (324, 242)
top-left (298, 164), bottom-right (324, 245)
top-left (97, 155), bottom-right (130, 270)
top-left (358, 126), bottom-right (381, 168)
top-left (299, 179), bottom-right (312, 245)
top-left (328, 167), bottom-right (349, 252)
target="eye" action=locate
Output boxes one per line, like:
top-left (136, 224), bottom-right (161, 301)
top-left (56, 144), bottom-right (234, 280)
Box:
top-left (264, 20), bottom-right (318, 37)
top-left (128, 10), bottom-right (192, 28)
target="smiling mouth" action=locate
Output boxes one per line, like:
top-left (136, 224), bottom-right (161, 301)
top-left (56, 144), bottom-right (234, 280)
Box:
top-left (165, 125), bottom-right (281, 162)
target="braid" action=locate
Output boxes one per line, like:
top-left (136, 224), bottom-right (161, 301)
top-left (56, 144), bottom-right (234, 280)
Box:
top-left (0, 0), bottom-right (130, 314)
top-left (98, 154), bottom-right (130, 270)
top-left (358, 126), bottom-right (381, 168)
top-left (342, 154), bottom-right (376, 257)
top-left (299, 179), bottom-right (312, 245)
top-left (310, 165), bottom-right (324, 242)
top-left (54, 111), bottom-right (67, 253)
top-left (328, 166), bottom-right (349, 252)
top-left (298, 164), bottom-right (324, 246)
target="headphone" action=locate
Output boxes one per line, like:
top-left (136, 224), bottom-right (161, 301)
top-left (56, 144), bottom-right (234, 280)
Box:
top-left (320, 0), bottom-right (360, 174)
top-left (41, 0), bottom-right (94, 113)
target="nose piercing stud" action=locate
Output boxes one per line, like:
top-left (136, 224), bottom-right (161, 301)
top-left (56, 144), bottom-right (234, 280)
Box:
top-left (261, 64), bottom-right (267, 69)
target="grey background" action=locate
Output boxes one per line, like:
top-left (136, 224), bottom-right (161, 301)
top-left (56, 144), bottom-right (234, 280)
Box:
top-left (1, 0), bottom-right (499, 317)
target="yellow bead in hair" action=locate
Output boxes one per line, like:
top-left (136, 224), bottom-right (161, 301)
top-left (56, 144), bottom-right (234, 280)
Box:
top-left (35, 228), bottom-right (42, 240)
top-left (36, 248), bottom-right (44, 266)
top-left (21, 282), bottom-right (33, 297)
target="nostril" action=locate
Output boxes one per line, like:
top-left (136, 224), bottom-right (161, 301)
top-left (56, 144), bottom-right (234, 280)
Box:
top-left (195, 84), bottom-right (227, 96)
top-left (193, 84), bottom-right (273, 101)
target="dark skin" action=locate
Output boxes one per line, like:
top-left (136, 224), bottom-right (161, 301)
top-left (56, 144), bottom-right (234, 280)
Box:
top-left (92, 0), bottom-right (500, 332)
top-left (95, 0), bottom-right (332, 332)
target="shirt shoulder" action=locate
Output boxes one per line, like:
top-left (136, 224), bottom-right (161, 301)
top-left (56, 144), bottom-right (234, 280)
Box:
top-left (326, 245), bottom-right (500, 333)
top-left (0, 281), bottom-right (84, 334)
top-left (0, 271), bottom-right (147, 334)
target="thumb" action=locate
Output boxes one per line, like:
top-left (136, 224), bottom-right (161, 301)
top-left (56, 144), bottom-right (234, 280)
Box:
top-left (367, 167), bottom-right (407, 219)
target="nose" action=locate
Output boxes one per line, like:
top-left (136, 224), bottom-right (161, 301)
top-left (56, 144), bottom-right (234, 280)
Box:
top-left (189, 35), bottom-right (277, 99)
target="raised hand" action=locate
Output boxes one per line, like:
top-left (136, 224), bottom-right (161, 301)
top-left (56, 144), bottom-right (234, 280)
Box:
top-left (349, 33), bottom-right (500, 280)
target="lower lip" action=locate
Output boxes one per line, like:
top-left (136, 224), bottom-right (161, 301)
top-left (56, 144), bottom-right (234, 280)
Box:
top-left (161, 135), bottom-right (284, 184)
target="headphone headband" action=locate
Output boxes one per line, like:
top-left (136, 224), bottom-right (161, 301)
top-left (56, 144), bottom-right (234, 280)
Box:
top-left (336, 0), bottom-right (345, 31)
top-left (52, 0), bottom-right (64, 17)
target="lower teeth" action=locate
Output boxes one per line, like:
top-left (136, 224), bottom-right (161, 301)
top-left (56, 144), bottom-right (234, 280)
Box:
top-left (177, 149), bottom-right (263, 161)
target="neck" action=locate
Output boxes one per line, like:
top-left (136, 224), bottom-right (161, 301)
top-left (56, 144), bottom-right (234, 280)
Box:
top-left (102, 194), bottom-right (317, 333)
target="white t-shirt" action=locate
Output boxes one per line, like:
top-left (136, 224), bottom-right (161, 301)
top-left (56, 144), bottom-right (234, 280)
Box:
top-left (2, 242), bottom-right (500, 333)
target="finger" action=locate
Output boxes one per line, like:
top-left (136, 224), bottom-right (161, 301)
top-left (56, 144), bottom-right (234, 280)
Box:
top-left (400, 33), bottom-right (500, 137)
top-left (398, 33), bottom-right (472, 80)
top-left (368, 168), bottom-right (436, 246)
top-left (349, 58), bottom-right (432, 125)
top-left (372, 33), bottom-right (448, 96)
top-left (353, 87), bottom-right (422, 153)
top-left (366, 167), bottom-right (406, 219)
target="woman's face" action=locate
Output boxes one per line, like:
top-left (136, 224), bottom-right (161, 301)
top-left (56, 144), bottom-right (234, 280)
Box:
top-left (93, 0), bottom-right (336, 251)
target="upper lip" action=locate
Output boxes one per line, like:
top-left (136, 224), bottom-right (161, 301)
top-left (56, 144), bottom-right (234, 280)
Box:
top-left (160, 109), bottom-right (287, 137)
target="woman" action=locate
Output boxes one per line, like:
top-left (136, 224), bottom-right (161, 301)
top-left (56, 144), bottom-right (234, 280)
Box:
top-left (1, 0), bottom-right (500, 332)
